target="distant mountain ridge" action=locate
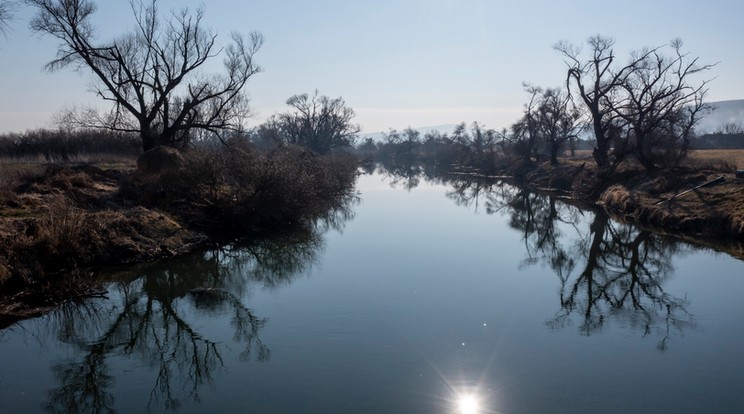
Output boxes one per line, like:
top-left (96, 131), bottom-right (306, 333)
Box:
top-left (359, 99), bottom-right (744, 142)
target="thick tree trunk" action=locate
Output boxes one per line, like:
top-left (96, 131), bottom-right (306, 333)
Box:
top-left (141, 134), bottom-right (156, 152)
top-left (141, 130), bottom-right (162, 152)
top-left (589, 107), bottom-right (609, 169)
top-left (636, 150), bottom-right (656, 172)
top-left (592, 135), bottom-right (609, 169)
top-left (550, 142), bottom-right (559, 165)
top-left (635, 135), bottom-right (657, 172)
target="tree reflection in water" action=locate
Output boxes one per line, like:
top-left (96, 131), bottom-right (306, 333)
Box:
top-left (41, 200), bottom-right (355, 414)
top-left (375, 155), bottom-right (457, 191)
top-left (444, 174), bottom-right (695, 351)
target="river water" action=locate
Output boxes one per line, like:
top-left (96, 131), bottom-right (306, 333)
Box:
top-left (1, 171), bottom-right (744, 414)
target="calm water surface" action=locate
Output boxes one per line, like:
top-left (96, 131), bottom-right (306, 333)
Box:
top-left (2, 172), bottom-right (744, 413)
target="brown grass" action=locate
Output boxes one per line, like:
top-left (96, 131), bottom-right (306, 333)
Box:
top-left (600, 170), bottom-right (744, 238)
top-left (0, 144), bottom-right (358, 321)
top-left (688, 149), bottom-right (744, 169)
top-left (0, 163), bottom-right (46, 192)
top-left (0, 163), bottom-right (203, 287)
top-left (564, 149), bottom-right (744, 169)
top-left (519, 151), bottom-right (744, 239)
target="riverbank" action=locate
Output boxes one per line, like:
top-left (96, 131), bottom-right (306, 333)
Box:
top-left (510, 153), bottom-right (744, 241)
top-left (0, 146), bottom-right (357, 326)
top-left (3, 148), bottom-right (744, 326)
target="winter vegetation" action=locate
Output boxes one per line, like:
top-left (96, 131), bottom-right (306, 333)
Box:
top-left (0, 0), bottom-right (743, 320)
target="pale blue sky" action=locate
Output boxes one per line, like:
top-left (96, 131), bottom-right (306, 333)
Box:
top-left (1, 0), bottom-right (742, 133)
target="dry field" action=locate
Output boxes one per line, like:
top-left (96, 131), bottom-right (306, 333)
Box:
top-left (688, 149), bottom-right (744, 169)
top-left (564, 149), bottom-right (744, 169)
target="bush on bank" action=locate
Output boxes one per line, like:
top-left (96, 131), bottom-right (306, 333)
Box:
top-left (122, 143), bottom-right (358, 236)
top-left (0, 142), bottom-right (359, 317)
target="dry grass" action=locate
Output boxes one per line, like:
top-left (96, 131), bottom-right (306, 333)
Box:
top-left (0, 163), bottom-right (201, 276)
top-left (688, 149), bottom-right (744, 169)
top-left (0, 163), bottom-right (47, 192)
top-left (0, 145), bottom-right (357, 295)
top-left (601, 174), bottom-right (744, 237)
top-left (564, 149), bottom-right (744, 169)
top-left (521, 151), bottom-right (744, 238)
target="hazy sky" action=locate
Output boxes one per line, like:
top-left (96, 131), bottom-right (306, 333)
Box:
top-left (1, 0), bottom-right (742, 134)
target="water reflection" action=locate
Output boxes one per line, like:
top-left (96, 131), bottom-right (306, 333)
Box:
top-left (39, 221), bottom-right (339, 413)
top-left (414, 170), bottom-right (696, 350)
top-left (550, 214), bottom-right (694, 350)
top-left (375, 156), bottom-right (453, 191)
top-left (455, 394), bottom-right (480, 414)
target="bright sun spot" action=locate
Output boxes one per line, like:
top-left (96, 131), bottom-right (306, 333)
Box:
top-left (457, 394), bottom-right (480, 414)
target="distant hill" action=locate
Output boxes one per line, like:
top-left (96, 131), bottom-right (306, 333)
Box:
top-left (358, 99), bottom-right (743, 142)
top-left (697, 99), bottom-right (744, 133)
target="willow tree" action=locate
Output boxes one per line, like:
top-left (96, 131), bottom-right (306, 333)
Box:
top-left (26, 0), bottom-right (263, 151)
top-left (554, 36), bottom-right (650, 170)
top-left (274, 91), bottom-right (360, 154)
top-left (555, 35), bottom-right (713, 172)
top-left (612, 40), bottom-right (712, 171)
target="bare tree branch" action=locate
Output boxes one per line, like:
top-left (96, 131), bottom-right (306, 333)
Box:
top-left (25, 0), bottom-right (262, 151)
top-left (269, 90), bottom-right (360, 154)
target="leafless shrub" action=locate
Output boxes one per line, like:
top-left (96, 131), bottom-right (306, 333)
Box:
top-left (0, 128), bottom-right (140, 162)
top-left (123, 144), bottom-right (358, 235)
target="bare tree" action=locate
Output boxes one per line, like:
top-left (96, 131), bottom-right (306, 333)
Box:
top-left (716, 122), bottom-right (744, 135)
top-left (273, 90), bottom-right (360, 154)
top-left (533, 87), bottom-right (582, 165)
top-left (449, 122), bottom-right (500, 169)
top-left (614, 39), bottom-right (713, 170)
top-left (555, 36), bottom-right (713, 172)
top-left (509, 83), bottom-right (543, 162)
top-left (554, 36), bottom-right (653, 170)
top-left (25, 0), bottom-right (263, 151)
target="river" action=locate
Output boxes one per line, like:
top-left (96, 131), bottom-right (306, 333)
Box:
top-left (1, 171), bottom-right (743, 414)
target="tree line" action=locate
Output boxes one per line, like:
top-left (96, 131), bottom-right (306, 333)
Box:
top-left (362, 36), bottom-right (716, 175)
top-left (4, 1), bottom-right (721, 176)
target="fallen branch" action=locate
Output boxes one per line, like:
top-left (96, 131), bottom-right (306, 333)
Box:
top-left (656, 175), bottom-right (725, 205)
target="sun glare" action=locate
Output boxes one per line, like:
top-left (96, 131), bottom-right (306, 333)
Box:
top-left (457, 394), bottom-right (480, 414)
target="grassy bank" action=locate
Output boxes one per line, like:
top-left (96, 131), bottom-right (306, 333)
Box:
top-left (0, 145), bottom-right (358, 324)
top-left (511, 151), bottom-right (744, 241)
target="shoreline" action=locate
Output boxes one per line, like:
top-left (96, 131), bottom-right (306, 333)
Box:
top-left (3, 154), bottom-right (744, 327)
top-left (0, 147), bottom-right (358, 326)
top-left (508, 158), bottom-right (744, 254)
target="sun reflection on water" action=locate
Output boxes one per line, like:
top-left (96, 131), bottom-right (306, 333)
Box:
top-left (443, 382), bottom-right (505, 414)
top-left (456, 393), bottom-right (481, 414)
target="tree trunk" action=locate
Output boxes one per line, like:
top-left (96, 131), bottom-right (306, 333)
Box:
top-left (592, 133), bottom-right (609, 169)
top-left (141, 131), bottom-right (161, 152)
top-left (635, 135), bottom-right (656, 172)
top-left (550, 142), bottom-right (559, 165)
